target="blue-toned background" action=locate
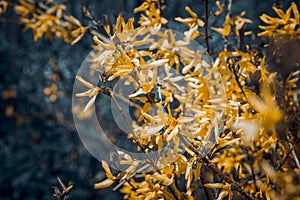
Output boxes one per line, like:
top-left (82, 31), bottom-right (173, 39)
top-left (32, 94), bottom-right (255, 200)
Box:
top-left (0, 0), bottom-right (296, 199)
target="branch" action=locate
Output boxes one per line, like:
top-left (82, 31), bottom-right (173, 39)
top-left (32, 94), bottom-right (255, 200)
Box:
top-left (200, 168), bottom-right (213, 200)
top-left (203, 0), bottom-right (210, 54)
top-left (105, 82), bottom-right (188, 199)
top-left (246, 148), bottom-right (258, 193)
top-left (178, 134), bottom-right (256, 200)
top-left (0, 18), bottom-right (22, 24)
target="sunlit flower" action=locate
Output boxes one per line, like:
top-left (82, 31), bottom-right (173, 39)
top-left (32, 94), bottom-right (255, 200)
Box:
top-left (175, 6), bottom-right (204, 28)
top-left (94, 160), bottom-right (116, 189)
top-left (248, 75), bottom-right (283, 128)
top-left (205, 183), bottom-right (233, 200)
top-left (134, 0), bottom-right (167, 27)
top-left (76, 75), bottom-right (101, 112)
top-left (212, 12), bottom-right (252, 37)
top-left (258, 2), bottom-right (300, 37)
top-left (214, 1), bottom-right (224, 16)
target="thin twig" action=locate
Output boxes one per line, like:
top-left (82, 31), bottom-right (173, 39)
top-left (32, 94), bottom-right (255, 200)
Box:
top-left (201, 156), bottom-right (256, 200)
top-left (106, 77), bottom-right (188, 199)
top-left (203, 0), bottom-right (210, 54)
top-left (276, 138), bottom-right (300, 170)
top-left (239, 25), bottom-right (245, 50)
top-left (167, 185), bottom-right (180, 200)
top-left (276, 146), bottom-right (293, 170)
top-left (178, 134), bottom-right (256, 200)
top-left (200, 167), bottom-right (213, 200)
top-left (229, 62), bottom-right (247, 98)
top-left (291, 144), bottom-right (300, 168)
top-left (113, 164), bottom-right (150, 191)
top-left (246, 149), bottom-right (258, 193)
top-left (110, 93), bottom-right (159, 171)
top-left (0, 18), bottom-right (22, 24)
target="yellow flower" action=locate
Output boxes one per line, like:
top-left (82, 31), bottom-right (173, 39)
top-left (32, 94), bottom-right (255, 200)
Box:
top-left (258, 2), bottom-right (300, 37)
top-left (134, 0), bottom-right (167, 27)
top-left (205, 183), bottom-right (232, 200)
top-left (94, 160), bottom-right (116, 189)
top-left (212, 12), bottom-right (252, 37)
top-left (175, 6), bottom-right (204, 28)
top-left (14, 0), bottom-right (35, 17)
top-left (248, 75), bottom-right (283, 128)
top-left (211, 14), bottom-right (232, 37)
top-left (134, 1), bottom-right (149, 13)
top-left (214, 1), bottom-right (224, 16)
top-left (76, 75), bottom-right (101, 112)
top-left (71, 26), bottom-right (87, 45)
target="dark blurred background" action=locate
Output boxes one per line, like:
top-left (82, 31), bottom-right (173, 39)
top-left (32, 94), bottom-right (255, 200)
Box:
top-left (0, 0), bottom-right (296, 199)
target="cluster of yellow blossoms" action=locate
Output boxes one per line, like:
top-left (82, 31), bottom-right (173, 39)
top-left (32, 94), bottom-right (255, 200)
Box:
top-left (2, 0), bottom-right (299, 199)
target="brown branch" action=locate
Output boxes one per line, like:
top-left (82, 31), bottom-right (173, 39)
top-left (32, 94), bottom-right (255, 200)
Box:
top-left (203, 0), bottom-right (210, 54)
top-left (201, 157), bottom-right (256, 200)
top-left (292, 147), bottom-right (300, 168)
top-left (276, 146), bottom-right (293, 170)
top-left (0, 18), bottom-right (22, 24)
top-left (113, 164), bottom-right (150, 191)
top-left (199, 167), bottom-right (213, 200)
top-left (276, 137), bottom-right (300, 170)
top-left (246, 149), bottom-right (259, 193)
top-left (104, 82), bottom-right (187, 199)
top-left (110, 93), bottom-right (160, 171)
top-left (178, 134), bottom-right (256, 200)
top-left (229, 62), bottom-right (247, 99)
top-left (238, 25), bottom-right (246, 50)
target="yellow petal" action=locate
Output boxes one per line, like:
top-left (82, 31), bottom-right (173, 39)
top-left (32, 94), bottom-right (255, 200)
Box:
top-left (257, 30), bottom-right (271, 37)
top-left (204, 183), bottom-right (225, 189)
top-left (134, 2), bottom-right (148, 13)
top-left (101, 160), bottom-right (116, 179)
top-left (94, 178), bottom-right (115, 189)
top-left (83, 95), bottom-right (97, 112)
top-left (291, 2), bottom-right (299, 23)
top-left (115, 16), bottom-right (124, 33)
top-left (166, 125), bottom-right (179, 142)
top-left (211, 25), bottom-right (231, 37)
top-left (174, 17), bottom-right (194, 24)
top-left (260, 14), bottom-right (276, 24)
top-left (272, 5), bottom-right (285, 17)
top-left (76, 75), bottom-right (94, 89)
top-left (131, 39), bottom-right (154, 46)
top-left (69, 15), bottom-right (82, 27)
top-left (215, 1), bottom-right (224, 16)
top-left (141, 59), bottom-right (169, 70)
top-left (71, 32), bottom-right (85, 45)
top-left (216, 190), bottom-right (229, 200)
top-left (145, 125), bottom-right (164, 136)
top-left (76, 89), bottom-right (92, 97)
top-left (185, 6), bottom-right (197, 18)
top-left (248, 94), bottom-right (266, 114)
top-left (258, 25), bottom-right (277, 30)
top-left (197, 19), bottom-right (205, 27)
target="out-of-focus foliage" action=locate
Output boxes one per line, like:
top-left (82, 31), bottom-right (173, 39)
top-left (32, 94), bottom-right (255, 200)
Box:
top-left (0, 0), bottom-right (8, 14)
top-left (258, 2), bottom-right (299, 37)
top-left (1, 0), bottom-right (299, 200)
top-left (4, 0), bottom-right (87, 44)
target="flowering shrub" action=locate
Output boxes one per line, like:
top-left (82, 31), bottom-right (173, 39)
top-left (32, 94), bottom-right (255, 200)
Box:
top-left (1, 0), bottom-right (299, 199)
